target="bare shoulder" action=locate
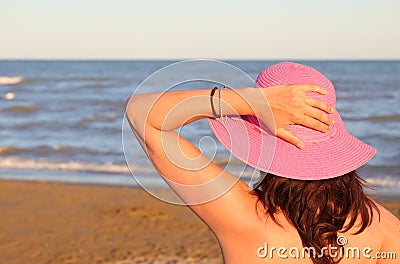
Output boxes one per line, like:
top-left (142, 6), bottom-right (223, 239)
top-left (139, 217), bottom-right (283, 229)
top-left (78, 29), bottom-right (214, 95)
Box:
top-left (372, 200), bottom-right (400, 258)
top-left (373, 200), bottom-right (400, 230)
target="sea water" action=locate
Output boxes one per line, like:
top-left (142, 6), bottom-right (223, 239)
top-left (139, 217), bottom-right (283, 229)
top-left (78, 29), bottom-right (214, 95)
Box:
top-left (0, 60), bottom-right (399, 196)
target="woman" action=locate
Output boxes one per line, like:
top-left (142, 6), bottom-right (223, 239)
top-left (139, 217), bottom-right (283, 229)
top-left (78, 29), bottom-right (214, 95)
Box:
top-left (126, 62), bottom-right (400, 264)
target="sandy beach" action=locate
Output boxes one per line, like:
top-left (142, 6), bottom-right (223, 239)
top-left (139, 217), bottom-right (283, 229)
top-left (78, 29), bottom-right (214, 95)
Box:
top-left (0, 180), bottom-right (222, 264)
top-left (0, 180), bottom-right (399, 264)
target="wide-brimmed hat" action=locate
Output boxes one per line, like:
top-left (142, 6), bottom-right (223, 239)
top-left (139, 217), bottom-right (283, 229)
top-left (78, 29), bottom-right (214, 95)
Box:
top-left (208, 62), bottom-right (376, 180)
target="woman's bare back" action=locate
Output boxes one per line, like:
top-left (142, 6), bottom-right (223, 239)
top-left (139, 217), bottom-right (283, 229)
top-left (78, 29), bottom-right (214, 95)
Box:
top-left (216, 194), bottom-right (399, 264)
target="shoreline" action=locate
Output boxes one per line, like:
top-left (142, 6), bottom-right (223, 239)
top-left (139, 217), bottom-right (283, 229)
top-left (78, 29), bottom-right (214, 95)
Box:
top-left (2, 177), bottom-right (400, 199)
top-left (0, 179), bottom-right (399, 264)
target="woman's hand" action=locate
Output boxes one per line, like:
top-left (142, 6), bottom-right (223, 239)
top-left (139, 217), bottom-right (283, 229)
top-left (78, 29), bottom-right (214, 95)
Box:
top-left (246, 84), bottom-right (335, 149)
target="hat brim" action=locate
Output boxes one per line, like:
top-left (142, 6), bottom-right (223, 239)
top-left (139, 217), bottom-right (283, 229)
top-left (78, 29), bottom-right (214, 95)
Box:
top-left (208, 111), bottom-right (376, 181)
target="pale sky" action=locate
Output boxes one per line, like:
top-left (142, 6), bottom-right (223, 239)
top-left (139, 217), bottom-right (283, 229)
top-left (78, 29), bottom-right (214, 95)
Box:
top-left (0, 0), bottom-right (399, 59)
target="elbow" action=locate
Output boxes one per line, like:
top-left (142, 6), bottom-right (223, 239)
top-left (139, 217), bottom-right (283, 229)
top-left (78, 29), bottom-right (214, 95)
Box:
top-left (125, 95), bottom-right (143, 129)
top-left (125, 93), bottom-right (158, 132)
top-left (125, 96), bottom-right (134, 113)
top-left (125, 95), bottom-right (137, 116)
top-left (125, 95), bottom-right (134, 117)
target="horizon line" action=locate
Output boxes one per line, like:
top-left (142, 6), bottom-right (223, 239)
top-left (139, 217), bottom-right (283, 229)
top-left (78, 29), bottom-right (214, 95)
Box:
top-left (1, 58), bottom-right (400, 61)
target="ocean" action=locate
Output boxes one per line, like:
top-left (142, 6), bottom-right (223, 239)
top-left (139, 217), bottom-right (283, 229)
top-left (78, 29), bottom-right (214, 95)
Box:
top-left (0, 60), bottom-right (399, 197)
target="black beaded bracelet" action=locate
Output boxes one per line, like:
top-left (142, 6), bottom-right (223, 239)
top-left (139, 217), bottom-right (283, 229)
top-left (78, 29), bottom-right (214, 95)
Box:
top-left (210, 87), bottom-right (220, 118)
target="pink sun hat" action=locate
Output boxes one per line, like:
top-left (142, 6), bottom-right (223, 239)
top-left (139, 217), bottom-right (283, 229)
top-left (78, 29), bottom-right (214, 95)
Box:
top-left (208, 62), bottom-right (376, 180)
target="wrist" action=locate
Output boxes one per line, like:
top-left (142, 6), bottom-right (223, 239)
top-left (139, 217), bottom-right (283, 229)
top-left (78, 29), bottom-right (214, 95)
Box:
top-left (220, 87), bottom-right (257, 116)
top-left (240, 87), bottom-right (268, 116)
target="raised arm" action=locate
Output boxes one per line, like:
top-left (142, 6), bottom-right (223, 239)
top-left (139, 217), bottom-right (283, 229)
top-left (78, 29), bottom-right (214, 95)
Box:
top-left (126, 85), bottom-right (334, 148)
top-left (125, 85), bottom-right (334, 233)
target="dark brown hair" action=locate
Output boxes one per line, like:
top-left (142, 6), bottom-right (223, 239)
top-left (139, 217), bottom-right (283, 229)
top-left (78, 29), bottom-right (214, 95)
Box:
top-left (252, 170), bottom-right (379, 264)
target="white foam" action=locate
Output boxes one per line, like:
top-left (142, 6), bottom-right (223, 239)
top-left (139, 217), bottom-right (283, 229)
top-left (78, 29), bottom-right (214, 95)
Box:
top-left (0, 157), bottom-right (154, 175)
top-left (365, 177), bottom-right (400, 187)
top-left (4, 92), bottom-right (15, 100)
top-left (0, 76), bottom-right (23, 85)
top-left (0, 158), bottom-right (399, 190)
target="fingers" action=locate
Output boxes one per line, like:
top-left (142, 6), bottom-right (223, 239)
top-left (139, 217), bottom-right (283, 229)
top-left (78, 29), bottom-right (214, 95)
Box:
top-left (298, 115), bottom-right (331, 133)
top-left (300, 85), bottom-right (335, 130)
top-left (303, 104), bottom-right (335, 126)
top-left (305, 97), bottom-right (335, 114)
top-left (298, 85), bottom-right (335, 114)
top-left (296, 84), bottom-right (328, 95)
top-left (277, 128), bottom-right (304, 149)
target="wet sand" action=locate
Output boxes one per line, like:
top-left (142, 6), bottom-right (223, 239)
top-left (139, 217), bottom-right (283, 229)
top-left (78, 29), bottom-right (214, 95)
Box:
top-left (0, 180), bottom-right (398, 264)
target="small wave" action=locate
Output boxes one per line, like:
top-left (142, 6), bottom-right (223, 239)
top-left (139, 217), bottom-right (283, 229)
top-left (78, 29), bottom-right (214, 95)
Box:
top-left (0, 144), bottom-right (104, 156)
top-left (0, 157), bottom-right (155, 175)
top-left (365, 177), bottom-right (400, 187)
top-left (52, 145), bottom-right (80, 152)
top-left (0, 146), bottom-right (21, 155)
top-left (337, 93), bottom-right (394, 100)
top-left (81, 113), bottom-right (118, 123)
top-left (363, 114), bottom-right (400, 122)
top-left (73, 77), bottom-right (111, 82)
top-left (83, 84), bottom-right (110, 89)
top-left (0, 157), bottom-right (130, 174)
top-left (24, 76), bottom-right (111, 83)
top-left (83, 115), bottom-right (96, 122)
top-left (2, 104), bottom-right (39, 113)
top-left (0, 76), bottom-right (23, 85)
top-left (11, 121), bottom-right (46, 129)
top-left (344, 113), bottom-right (400, 122)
